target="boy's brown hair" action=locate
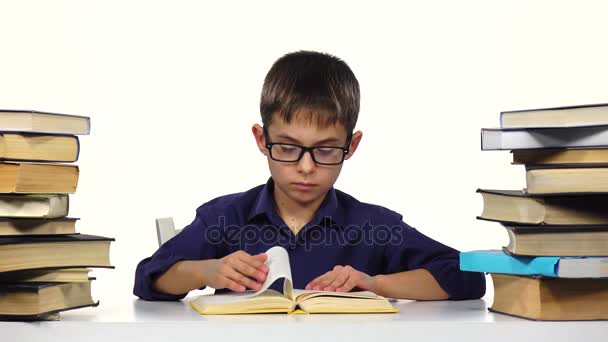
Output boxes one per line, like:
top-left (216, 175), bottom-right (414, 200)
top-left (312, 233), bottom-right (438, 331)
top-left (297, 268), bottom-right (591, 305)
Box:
top-left (260, 51), bottom-right (360, 135)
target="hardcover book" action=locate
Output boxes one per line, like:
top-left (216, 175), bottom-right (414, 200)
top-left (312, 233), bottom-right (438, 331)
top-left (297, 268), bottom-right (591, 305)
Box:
top-left (460, 250), bottom-right (608, 278)
top-left (500, 103), bottom-right (608, 129)
top-left (0, 194), bottom-right (69, 219)
top-left (490, 274), bottom-right (608, 321)
top-left (0, 162), bottom-right (79, 193)
top-left (525, 165), bottom-right (608, 195)
top-left (503, 224), bottom-right (608, 256)
top-left (476, 189), bottom-right (608, 225)
top-left (0, 268), bottom-right (91, 283)
top-left (0, 133), bottom-right (79, 162)
top-left (0, 218), bottom-right (77, 236)
top-left (0, 281), bottom-right (97, 319)
top-left (481, 125), bottom-right (608, 151)
top-left (512, 148), bottom-right (608, 165)
top-left (0, 110), bottom-right (90, 135)
top-left (190, 247), bottom-right (397, 315)
top-left (0, 234), bottom-right (113, 272)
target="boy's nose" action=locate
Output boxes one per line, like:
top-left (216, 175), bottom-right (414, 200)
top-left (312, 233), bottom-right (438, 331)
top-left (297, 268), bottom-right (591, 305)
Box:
top-left (297, 150), bottom-right (316, 173)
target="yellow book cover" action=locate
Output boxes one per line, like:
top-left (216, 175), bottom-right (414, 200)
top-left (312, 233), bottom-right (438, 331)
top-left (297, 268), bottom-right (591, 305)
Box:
top-left (190, 247), bottom-right (398, 315)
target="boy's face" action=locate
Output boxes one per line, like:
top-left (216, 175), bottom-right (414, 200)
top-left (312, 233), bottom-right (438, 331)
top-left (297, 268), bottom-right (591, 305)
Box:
top-left (252, 113), bottom-right (362, 209)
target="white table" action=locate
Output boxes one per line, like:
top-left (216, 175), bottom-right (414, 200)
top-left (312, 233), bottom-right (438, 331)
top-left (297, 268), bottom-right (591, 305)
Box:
top-left (3, 292), bottom-right (607, 342)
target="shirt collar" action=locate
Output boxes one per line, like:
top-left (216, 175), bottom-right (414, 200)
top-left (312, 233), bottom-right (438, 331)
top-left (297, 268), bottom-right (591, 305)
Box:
top-left (247, 178), bottom-right (347, 229)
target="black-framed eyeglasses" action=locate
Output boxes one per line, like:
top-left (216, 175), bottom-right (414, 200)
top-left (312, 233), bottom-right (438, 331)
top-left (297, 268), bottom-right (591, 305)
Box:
top-left (264, 128), bottom-right (352, 165)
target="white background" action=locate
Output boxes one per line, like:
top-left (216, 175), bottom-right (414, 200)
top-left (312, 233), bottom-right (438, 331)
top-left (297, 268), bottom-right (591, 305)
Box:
top-left (1, 0), bottom-right (608, 299)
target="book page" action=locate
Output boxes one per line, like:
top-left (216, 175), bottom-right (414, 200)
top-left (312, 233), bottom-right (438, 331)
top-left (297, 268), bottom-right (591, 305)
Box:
top-left (249, 246), bottom-right (294, 300)
top-left (189, 289), bottom-right (286, 306)
top-left (189, 247), bottom-right (296, 313)
top-left (292, 289), bottom-right (379, 302)
top-left (195, 246), bottom-right (295, 304)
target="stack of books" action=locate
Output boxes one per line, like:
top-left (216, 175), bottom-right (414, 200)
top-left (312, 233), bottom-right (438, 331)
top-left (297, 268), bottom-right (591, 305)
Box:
top-left (462, 103), bottom-right (608, 321)
top-left (0, 110), bottom-right (113, 320)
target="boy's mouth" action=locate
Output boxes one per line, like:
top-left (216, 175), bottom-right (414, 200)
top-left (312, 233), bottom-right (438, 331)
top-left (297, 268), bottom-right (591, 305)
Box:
top-left (293, 182), bottom-right (316, 190)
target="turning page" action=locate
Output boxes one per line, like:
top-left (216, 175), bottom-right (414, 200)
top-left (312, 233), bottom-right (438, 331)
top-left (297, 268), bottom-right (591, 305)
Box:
top-left (251, 246), bottom-right (294, 300)
top-left (189, 246), bottom-right (294, 306)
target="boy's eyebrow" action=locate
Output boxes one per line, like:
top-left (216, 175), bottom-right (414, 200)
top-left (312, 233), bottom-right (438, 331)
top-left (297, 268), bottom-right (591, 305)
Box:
top-left (275, 133), bottom-right (342, 145)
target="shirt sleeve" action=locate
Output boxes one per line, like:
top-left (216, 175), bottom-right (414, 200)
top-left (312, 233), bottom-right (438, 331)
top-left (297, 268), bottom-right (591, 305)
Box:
top-left (383, 221), bottom-right (486, 300)
top-left (133, 207), bottom-right (225, 301)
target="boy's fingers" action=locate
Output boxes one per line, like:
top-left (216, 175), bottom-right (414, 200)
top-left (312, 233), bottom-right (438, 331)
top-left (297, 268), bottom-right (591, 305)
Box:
top-left (253, 253), bottom-right (268, 261)
top-left (239, 253), bottom-right (269, 273)
top-left (224, 267), bottom-right (263, 291)
top-left (327, 268), bottom-right (350, 289)
top-left (306, 277), bottom-right (321, 290)
top-left (220, 276), bottom-right (246, 292)
top-left (233, 250), bottom-right (253, 259)
top-left (232, 260), bottom-right (267, 283)
top-left (305, 280), bottom-right (318, 290)
top-left (308, 268), bottom-right (341, 290)
top-left (232, 251), bottom-right (267, 270)
top-left (312, 278), bottom-right (326, 290)
top-left (310, 273), bottom-right (333, 290)
top-left (307, 275), bottom-right (325, 290)
top-left (337, 275), bottom-right (359, 292)
top-left (319, 271), bottom-right (338, 287)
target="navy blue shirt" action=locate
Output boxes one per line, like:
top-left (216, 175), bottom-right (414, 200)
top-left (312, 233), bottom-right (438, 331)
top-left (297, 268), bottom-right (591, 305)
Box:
top-left (134, 179), bottom-right (485, 301)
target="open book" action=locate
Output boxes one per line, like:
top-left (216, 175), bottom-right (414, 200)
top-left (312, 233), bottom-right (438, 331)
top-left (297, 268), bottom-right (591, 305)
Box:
top-left (190, 247), bottom-right (398, 315)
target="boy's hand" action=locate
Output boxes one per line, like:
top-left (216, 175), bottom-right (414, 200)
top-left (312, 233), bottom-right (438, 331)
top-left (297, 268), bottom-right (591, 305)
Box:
top-left (305, 265), bottom-right (379, 293)
top-left (202, 251), bottom-right (269, 293)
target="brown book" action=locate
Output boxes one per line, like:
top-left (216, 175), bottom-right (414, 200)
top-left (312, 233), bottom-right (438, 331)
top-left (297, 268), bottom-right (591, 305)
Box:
top-left (0, 162), bottom-right (78, 193)
top-left (526, 165), bottom-right (608, 195)
top-left (0, 281), bottom-right (97, 319)
top-left (503, 225), bottom-right (608, 256)
top-left (0, 110), bottom-right (90, 135)
top-left (490, 274), bottom-right (608, 321)
top-left (512, 149), bottom-right (608, 165)
top-left (0, 133), bottom-right (79, 162)
top-left (477, 189), bottom-right (608, 225)
top-left (0, 218), bottom-right (77, 236)
top-left (0, 194), bottom-right (69, 219)
top-left (0, 234), bottom-right (113, 273)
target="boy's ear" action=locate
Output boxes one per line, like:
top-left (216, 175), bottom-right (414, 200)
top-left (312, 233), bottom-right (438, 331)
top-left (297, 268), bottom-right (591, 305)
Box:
top-left (344, 130), bottom-right (363, 161)
top-left (252, 124), bottom-right (268, 156)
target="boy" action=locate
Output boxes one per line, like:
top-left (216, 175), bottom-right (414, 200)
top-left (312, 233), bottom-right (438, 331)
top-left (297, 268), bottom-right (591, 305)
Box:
top-left (134, 51), bottom-right (485, 301)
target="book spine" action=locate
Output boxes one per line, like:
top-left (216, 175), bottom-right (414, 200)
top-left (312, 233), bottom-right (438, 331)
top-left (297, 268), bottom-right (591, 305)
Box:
top-left (74, 136), bottom-right (80, 162)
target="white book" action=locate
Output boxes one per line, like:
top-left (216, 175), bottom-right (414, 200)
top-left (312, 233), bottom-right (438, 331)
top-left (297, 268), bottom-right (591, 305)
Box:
top-left (0, 194), bottom-right (68, 218)
top-left (481, 125), bottom-right (608, 151)
top-left (0, 110), bottom-right (90, 135)
top-left (558, 257), bottom-right (608, 278)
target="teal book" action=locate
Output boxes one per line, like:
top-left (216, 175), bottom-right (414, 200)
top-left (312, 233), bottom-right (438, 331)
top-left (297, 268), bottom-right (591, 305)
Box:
top-left (460, 249), bottom-right (608, 278)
